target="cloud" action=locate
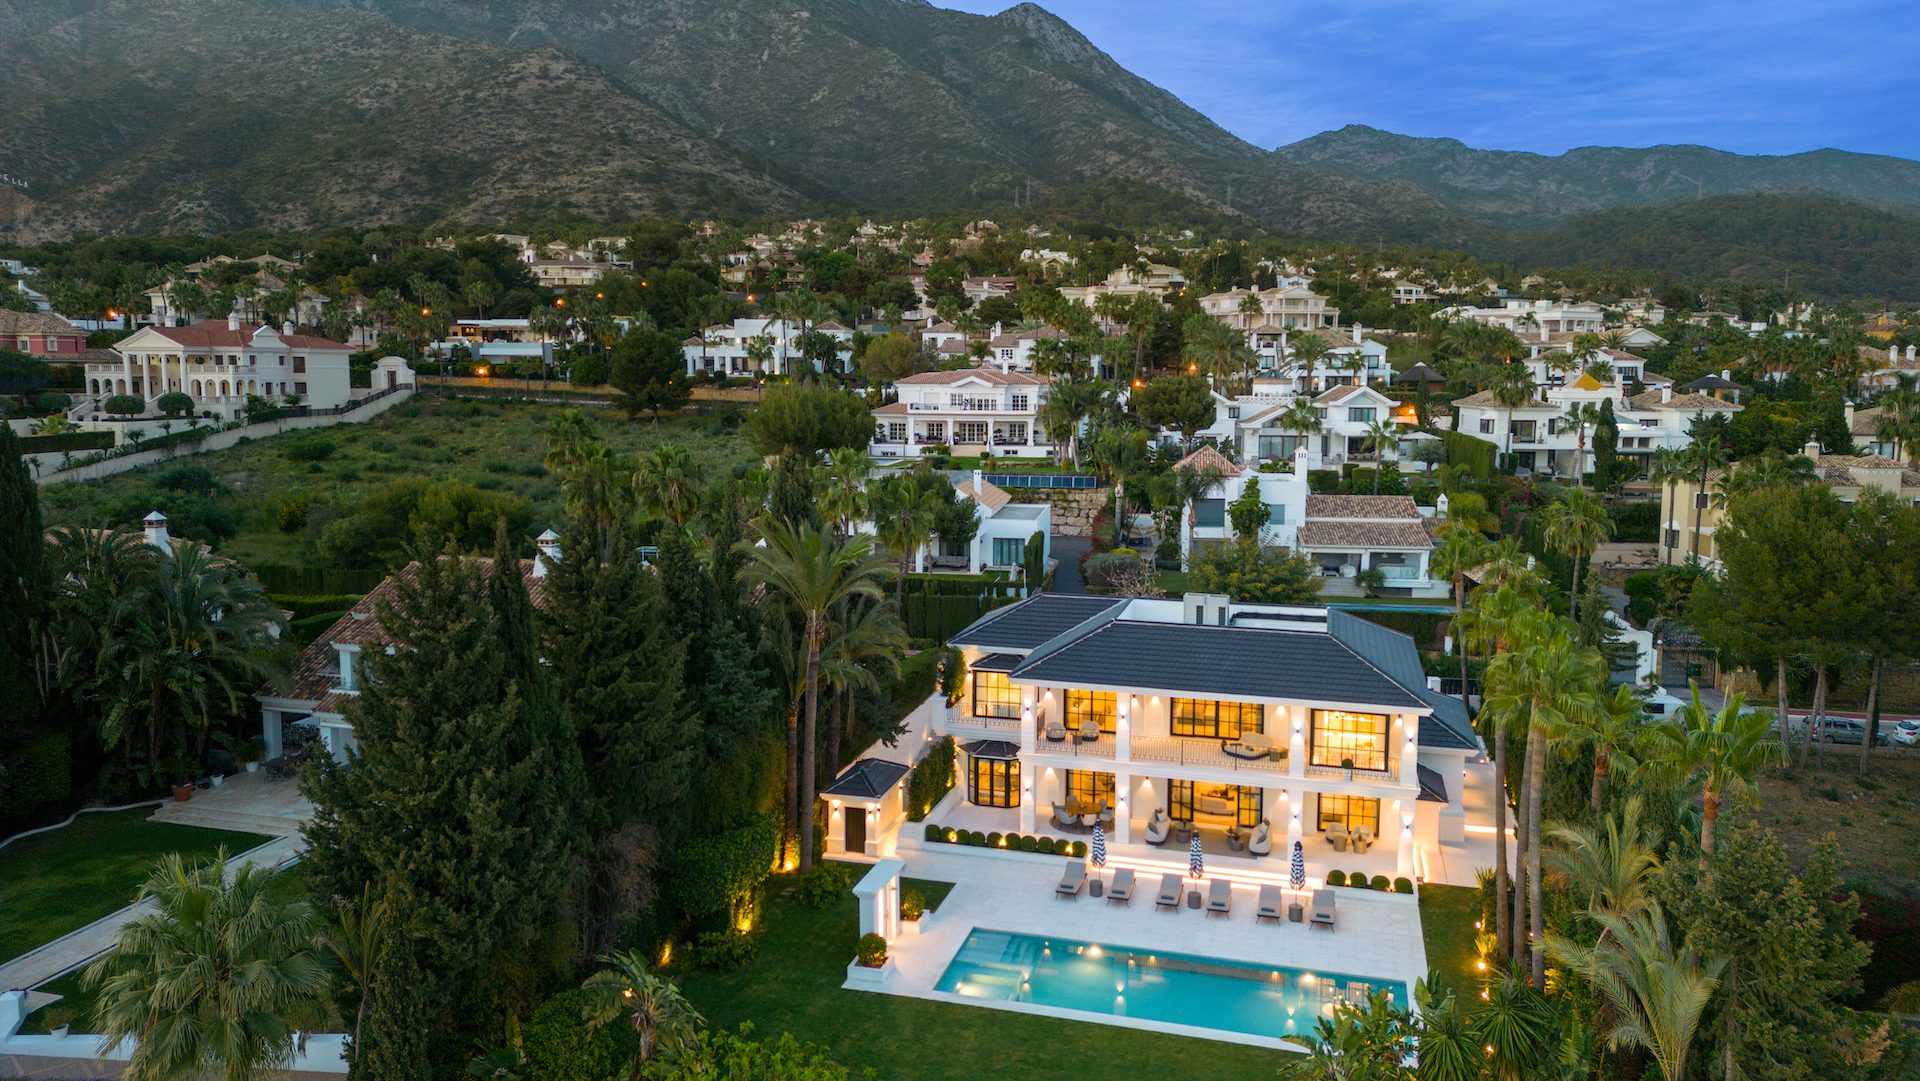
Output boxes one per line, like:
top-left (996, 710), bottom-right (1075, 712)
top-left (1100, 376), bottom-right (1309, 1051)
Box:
top-left (935, 0), bottom-right (1920, 158)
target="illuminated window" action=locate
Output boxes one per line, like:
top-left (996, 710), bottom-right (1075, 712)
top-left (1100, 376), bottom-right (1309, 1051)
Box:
top-left (971, 671), bottom-right (1019, 719)
top-left (1311, 710), bottom-right (1388, 771)
top-left (1318, 794), bottom-right (1380, 834)
top-left (1171, 698), bottom-right (1263, 740)
top-left (1063, 769), bottom-right (1115, 807)
top-left (1066, 690), bottom-right (1117, 733)
top-left (968, 757), bottom-right (1019, 808)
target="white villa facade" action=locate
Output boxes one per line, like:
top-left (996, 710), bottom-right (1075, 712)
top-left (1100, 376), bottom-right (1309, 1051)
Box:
top-left (1440, 298), bottom-right (1605, 336)
top-left (1199, 285), bottom-right (1341, 333)
top-left (1451, 378), bottom-right (1741, 478)
top-left (1201, 384), bottom-right (1422, 472)
top-left (85, 317), bottom-right (353, 417)
top-left (870, 368), bottom-right (1052, 460)
top-left (954, 474), bottom-right (1052, 574)
top-left (682, 317), bottom-right (855, 377)
top-left (934, 594), bottom-right (1481, 884)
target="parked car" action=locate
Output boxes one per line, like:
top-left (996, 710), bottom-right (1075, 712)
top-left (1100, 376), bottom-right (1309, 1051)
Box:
top-left (1890, 720), bottom-right (1920, 747)
top-left (1808, 716), bottom-right (1888, 746)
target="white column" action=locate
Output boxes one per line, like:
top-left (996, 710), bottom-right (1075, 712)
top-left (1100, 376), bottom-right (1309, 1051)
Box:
top-left (1285, 785), bottom-right (1304, 849)
top-left (1397, 715), bottom-right (1419, 788)
top-left (1114, 770), bottom-right (1133, 844)
top-left (1397, 800), bottom-right (1417, 878)
top-left (1018, 686), bottom-right (1037, 833)
top-left (1115, 694), bottom-right (1133, 761)
top-left (1288, 705), bottom-right (1307, 778)
top-left (262, 709), bottom-right (284, 759)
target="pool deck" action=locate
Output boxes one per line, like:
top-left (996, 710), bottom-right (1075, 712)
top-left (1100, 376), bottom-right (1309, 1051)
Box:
top-left (868, 845), bottom-right (1427, 1048)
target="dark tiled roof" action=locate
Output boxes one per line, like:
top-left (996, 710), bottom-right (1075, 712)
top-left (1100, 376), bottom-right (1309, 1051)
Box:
top-left (949, 594), bottom-right (1125, 652)
top-left (961, 739), bottom-right (1020, 759)
top-left (1417, 763), bottom-right (1448, 803)
top-left (1011, 620), bottom-right (1425, 709)
top-left (1325, 610), bottom-right (1476, 749)
top-left (821, 758), bottom-right (909, 800)
top-left (969, 653), bottom-right (1025, 673)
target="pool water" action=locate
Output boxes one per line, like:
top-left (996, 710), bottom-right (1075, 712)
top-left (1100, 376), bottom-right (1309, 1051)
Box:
top-left (933, 929), bottom-right (1403, 1040)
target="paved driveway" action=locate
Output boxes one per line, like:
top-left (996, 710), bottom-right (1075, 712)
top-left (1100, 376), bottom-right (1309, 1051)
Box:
top-left (1049, 536), bottom-right (1089, 593)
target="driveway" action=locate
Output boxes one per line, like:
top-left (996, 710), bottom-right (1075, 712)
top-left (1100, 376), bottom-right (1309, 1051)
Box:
top-left (1049, 536), bottom-right (1089, 593)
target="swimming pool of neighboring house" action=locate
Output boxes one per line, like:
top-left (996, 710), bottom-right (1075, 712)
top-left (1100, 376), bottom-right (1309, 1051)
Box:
top-left (933, 928), bottom-right (1406, 1040)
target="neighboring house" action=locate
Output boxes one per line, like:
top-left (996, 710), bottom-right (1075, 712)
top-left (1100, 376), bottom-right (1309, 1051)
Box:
top-left (935, 593), bottom-right (1482, 880)
top-left (86, 315), bottom-right (354, 415)
top-left (1440, 298), bottom-right (1605, 336)
top-left (1850, 404), bottom-right (1907, 462)
top-left (870, 367), bottom-right (1052, 460)
top-left (1451, 382), bottom-right (1740, 478)
top-left (1198, 284), bottom-right (1341, 332)
top-left (1058, 262), bottom-right (1188, 308)
top-left (1861, 345), bottom-right (1920, 391)
top-left (1389, 282), bottom-right (1428, 305)
top-left (1659, 443), bottom-right (1920, 568)
top-left (953, 472), bottom-right (1051, 574)
top-left (0, 310), bottom-right (89, 358)
top-left (682, 318), bottom-right (854, 377)
top-left (982, 323), bottom-right (1101, 373)
top-left (1249, 329), bottom-right (1391, 390)
top-left (529, 260), bottom-right (607, 290)
top-left (1205, 384), bottom-right (1415, 470)
top-left (257, 535), bottom-right (561, 764)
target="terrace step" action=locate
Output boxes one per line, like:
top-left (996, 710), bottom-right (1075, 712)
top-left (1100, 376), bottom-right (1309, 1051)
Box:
top-left (146, 804), bottom-right (308, 837)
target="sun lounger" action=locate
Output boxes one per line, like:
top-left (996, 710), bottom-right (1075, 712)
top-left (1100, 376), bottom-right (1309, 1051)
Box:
top-left (1206, 878), bottom-right (1231, 917)
top-left (1257, 884), bottom-right (1283, 922)
top-left (1106, 868), bottom-right (1135, 905)
top-left (1310, 888), bottom-right (1336, 930)
top-left (1056, 861), bottom-right (1086, 899)
top-left (1155, 873), bottom-right (1182, 910)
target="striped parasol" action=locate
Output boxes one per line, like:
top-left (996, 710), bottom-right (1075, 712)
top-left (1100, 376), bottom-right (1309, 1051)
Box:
top-left (1290, 840), bottom-right (1306, 890)
top-left (1188, 830), bottom-right (1204, 880)
top-left (1091, 822), bottom-right (1107, 868)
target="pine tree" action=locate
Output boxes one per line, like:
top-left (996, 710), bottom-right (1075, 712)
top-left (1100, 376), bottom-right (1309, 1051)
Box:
top-left (301, 547), bottom-right (585, 1079)
top-left (768, 453), bottom-right (820, 530)
top-left (0, 424), bottom-right (44, 713)
top-left (354, 931), bottom-right (436, 1079)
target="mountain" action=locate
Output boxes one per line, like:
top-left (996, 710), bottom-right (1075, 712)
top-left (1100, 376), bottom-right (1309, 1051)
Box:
top-left (1278, 125), bottom-right (1920, 228)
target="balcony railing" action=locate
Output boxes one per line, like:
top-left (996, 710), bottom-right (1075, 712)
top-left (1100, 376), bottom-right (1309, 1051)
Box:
top-left (1130, 737), bottom-right (1289, 774)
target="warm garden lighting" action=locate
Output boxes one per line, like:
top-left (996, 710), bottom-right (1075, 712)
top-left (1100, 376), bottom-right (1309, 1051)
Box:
top-left (420, 307), bottom-right (430, 317)
top-left (553, 297), bottom-right (565, 307)
top-left (475, 366), bottom-right (489, 377)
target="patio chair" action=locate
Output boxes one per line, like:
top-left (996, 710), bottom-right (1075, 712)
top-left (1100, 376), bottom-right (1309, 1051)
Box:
top-left (1352, 826), bottom-right (1374, 855)
top-left (1095, 800), bottom-right (1114, 828)
top-left (1144, 808), bottom-right (1172, 846)
top-left (1247, 820), bottom-right (1272, 858)
top-left (1051, 803), bottom-right (1078, 831)
top-left (1206, 878), bottom-right (1231, 917)
top-left (1155, 873), bottom-right (1183, 910)
top-left (1056, 861), bottom-right (1086, 899)
top-left (1256, 884), bottom-right (1283, 922)
top-left (1309, 889), bottom-right (1337, 930)
top-left (262, 756), bottom-right (296, 780)
top-left (1106, 867), bottom-right (1135, 905)
top-left (1077, 720), bottom-right (1100, 743)
top-left (1044, 717), bottom-right (1068, 743)
top-left (1326, 822), bottom-right (1351, 852)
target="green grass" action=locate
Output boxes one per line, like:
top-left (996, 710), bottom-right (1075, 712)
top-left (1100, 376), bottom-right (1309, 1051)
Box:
top-left (0, 808), bottom-right (272, 964)
top-left (678, 871), bottom-right (1283, 1080)
top-left (1418, 883), bottom-right (1483, 985)
top-left (901, 877), bottom-right (954, 913)
top-left (1156, 569), bottom-right (1191, 595)
top-left (38, 396), bottom-right (762, 570)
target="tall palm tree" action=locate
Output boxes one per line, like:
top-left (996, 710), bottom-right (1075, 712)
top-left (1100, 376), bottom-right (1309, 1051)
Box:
top-left (1169, 462), bottom-right (1223, 570)
top-left (1037, 378), bottom-right (1104, 467)
top-left (1542, 487), bottom-right (1613, 619)
top-left (580, 950), bottom-right (704, 1072)
top-left (743, 522), bottom-right (891, 874)
top-left (632, 443), bottom-right (701, 527)
top-left (1543, 904), bottom-right (1724, 1081)
top-left (1289, 331), bottom-right (1330, 390)
top-left (814, 447), bottom-right (869, 538)
top-left (869, 476), bottom-right (939, 607)
top-left (1359, 418), bottom-right (1400, 493)
top-left (1545, 796), bottom-right (1660, 923)
top-left (1429, 527), bottom-right (1490, 710)
top-left (1276, 398), bottom-right (1322, 463)
top-left (818, 593), bottom-right (906, 781)
top-left (1489, 363), bottom-right (1538, 463)
top-left (1683, 438), bottom-right (1730, 560)
top-left (1092, 427), bottom-right (1148, 539)
top-left (1182, 315), bottom-right (1250, 395)
top-left (1642, 685), bottom-right (1783, 861)
top-left (1647, 446), bottom-right (1687, 565)
top-left (1562, 400), bottom-right (1608, 486)
top-left (1571, 684), bottom-right (1644, 813)
top-left (319, 884), bottom-right (388, 1055)
top-left (84, 852), bottom-right (330, 1081)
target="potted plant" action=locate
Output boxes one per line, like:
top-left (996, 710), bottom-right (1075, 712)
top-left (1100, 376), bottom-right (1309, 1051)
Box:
top-left (1341, 756), bottom-right (1355, 781)
top-left (846, 931), bottom-right (897, 990)
top-left (856, 933), bottom-right (887, 968)
top-left (238, 737), bottom-right (266, 773)
top-left (161, 753), bottom-right (200, 802)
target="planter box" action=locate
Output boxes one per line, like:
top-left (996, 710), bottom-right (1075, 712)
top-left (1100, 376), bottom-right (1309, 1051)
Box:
top-left (844, 956), bottom-right (898, 992)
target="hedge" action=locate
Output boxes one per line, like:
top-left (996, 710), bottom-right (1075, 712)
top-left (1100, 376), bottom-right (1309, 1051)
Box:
top-left (922, 824), bottom-right (1084, 858)
top-left (668, 812), bottom-right (779, 922)
top-left (2, 734), bottom-right (71, 812)
top-left (1438, 429), bottom-right (1497, 479)
top-left (19, 430), bottom-right (114, 454)
top-left (904, 736), bottom-right (955, 821)
top-left (1610, 499), bottom-right (1660, 543)
top-left (521, 988), bottom-right (637, 1081)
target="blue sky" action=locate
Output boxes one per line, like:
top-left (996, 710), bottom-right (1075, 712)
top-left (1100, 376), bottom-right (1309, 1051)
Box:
top-left (938, 1), bottom-right (1920, 161)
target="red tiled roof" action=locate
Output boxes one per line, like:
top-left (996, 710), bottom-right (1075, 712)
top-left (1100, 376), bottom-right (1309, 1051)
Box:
top-left (145, 322), bottom-right (349, 351)
top-left (894, 367), bottom-right (1046, 387)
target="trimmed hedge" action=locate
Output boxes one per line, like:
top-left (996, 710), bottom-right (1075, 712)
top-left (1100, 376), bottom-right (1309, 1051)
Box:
top-left (922, 824), bottom-right (1084, 858)
top-left (19, 430), bottom-right (114, 454)
top-left (1393, 876), bottom-right (1414, 894)
top-left (904, 735), bottom-right (955, 821)
top-left (1438, 429), bottom-right (1497, 478)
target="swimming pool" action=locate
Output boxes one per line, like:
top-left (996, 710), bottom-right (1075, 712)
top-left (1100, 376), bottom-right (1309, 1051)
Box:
top-left (933, 929), bottom-right (1404, 1040)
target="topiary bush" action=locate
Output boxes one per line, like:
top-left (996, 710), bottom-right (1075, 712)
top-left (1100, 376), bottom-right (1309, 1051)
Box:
top-left (1018, 836), bottom-right (1038, 852)
top-left (155, 391), bottom-right (194, 417)
top-left (986, 832), bottom-right (1002, 848)
top-left (966, 830), bottom-right (986, 847)
top-left (1346, 871), bottom-right (1370, 889)
top-left (901, 886), bottom-right (926, 922)
top-left (904, 736), bottom-right (956, 821)
top-left (1068, 841), bottom-right (1086, 859)
top-left (1392, 877), bottom-right (1414, 894)
top-left (520, 987), bottom-right (639, 1081)
top-left (104, 394), bottom-right (144, 416)
top-left (856, 932), bottom-right (888, 968)
top-left (924, 823), bottom-right (943, 842)
top-left (1371, 875), bottom-right (1392, 891)
top-left (1326, 870), bottom-right (1346, 887)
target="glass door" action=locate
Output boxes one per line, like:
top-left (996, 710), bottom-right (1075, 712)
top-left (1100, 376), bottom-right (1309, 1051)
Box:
top-left (1236, 787), bottom-right (1264, 828)
top-left (1168, 779), bottom-right (1194, 822)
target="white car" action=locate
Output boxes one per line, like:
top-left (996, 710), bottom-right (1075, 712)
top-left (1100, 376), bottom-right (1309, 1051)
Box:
top-left (1891, 720), bottom-right (1920, 747)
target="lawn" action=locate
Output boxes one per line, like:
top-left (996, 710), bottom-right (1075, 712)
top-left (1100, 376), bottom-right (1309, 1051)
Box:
top-left (38, 395), bottom-right (762, 571)
top-left (1417, 883), bottom-right (1483, 986)
top-left (0, 808), bottom-right (272, 964)
top-left (677, 869), bottom-right (1284, 1081)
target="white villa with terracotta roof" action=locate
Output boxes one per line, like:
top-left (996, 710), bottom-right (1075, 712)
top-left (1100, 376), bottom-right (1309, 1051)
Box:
top-left (1451, 373), bottom-right (1741, 479)
top-left (871, 367), bottom-right (1053, 460)
top-left (84, 314), bottom-right (354, 417)
top-left (681, 317), bottom-right (855, 377)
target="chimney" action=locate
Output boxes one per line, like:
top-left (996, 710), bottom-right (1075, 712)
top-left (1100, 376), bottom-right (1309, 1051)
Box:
top-left (1804, 439), bottom-right (1823, 460)
top-left (227, 311), bottom-right (240, 331)
top-left (1720, 369), bottom-right (1730, 380)
top-left (1891, 345), bottom-right (1899, 362)
top-left (142, 511), bottom-right (170, 552)
top-left (534, 528), bottom-right (560, 578)
top-left (281, 320), bottom-right (295, 337)
top-left (1661, 385), bottom-right (1672, 403)
top-left (1351, 325), bottom-right (1362, 345)
top-left (1844, 402), bottom-right (1855, 432)
top-left (1908, 345), bottom-right (1916, 362)
top-left (1538, 325), bottom-right (1548, 343)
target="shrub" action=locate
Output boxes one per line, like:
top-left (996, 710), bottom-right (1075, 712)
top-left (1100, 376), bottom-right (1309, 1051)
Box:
top-left (904, 736), bottom-right (955, 821)
top-left (966, 830), bottom-right (985, 847)
top-left (236, 737), bottom-right (266, 764)
top-left (793, 863), bottom-right (853, 908)
top-left (155, 391), bottom-right (194, 417)
top-left (924, 823), bottom-right (943, 842)
top-left (284, 436), bottom-right (336, 462)
top-left (1068, 841), bottom-right (1086, 859)
top-left (986, 832), bottom-right (1002, 848)
top-left (103, 394), bottom-right (144, 416)
top-left (1345, 872), bottom-right (1368, 889)
top-left (901, 886), bottom-right (926, 921)
top-left (1326, 870), bottom-right (1346, 887)
top-left (155, 464), bottom-right (220, 494)
top-left (520, 987), bottom-right (638, 1081)
top-left (668, 813), bottom-right (779, 921)
top-left (1018, 836), bottom-right (1037, 852)
top-left (2, 734), bottom-right (70, 811)
top-left (1881, 979), bottom-right (1920, 1015)
top-left (1392, 877), bottom-right (1414, 894)
top-left (570, 353), bottom-right (610, 387)
top-left (1085, 550), bottom-right (1155, 593)
top-left (692, 929), bottom-right (757, 972)
top-left (856, 932), bottom-right (888, 968)
top-left (1371, 875), bottom-right (1392, 891)
top-left (33, 391), bottom-right (71, 413)
top-left (274, 495), bottom-right (309, 532)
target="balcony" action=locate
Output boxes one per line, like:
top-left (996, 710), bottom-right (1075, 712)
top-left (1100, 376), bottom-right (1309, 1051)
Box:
top-left (1129, 736), bottom-right (1290, 775)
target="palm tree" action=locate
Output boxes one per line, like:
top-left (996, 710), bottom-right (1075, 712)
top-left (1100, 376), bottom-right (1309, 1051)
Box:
top-left (1169, 462), bottom-right (1223, 570)
top-left (1541, 487), bottom-right (1612, 620)
top-left (84, 852), bottom-right (330, 1081)
top-left (632, 443), bottom-right (701, 527)
top-left (869, 476), bottom-right (939, 607)
top-left (580, 950), bottom-right (704, 1072)
top-left (1545, 796), bottom-right (1660, 923)
top-left (1429, 527), bottom-right (1490, 710)
top-left (1276, 398), bottom-right (1322, 463)
top-left (320, 884), bottom-right (388, 1055)
top-left (1647, 447), bottom-right (1687, 564)
top-left (1182, 315), bottom-right (1250, 395)
top-left (1683, 438), bottom-right (1730, 560)
top-left (1489, 363), bottom-right (1538, 462)
top-left (1289, 331), bottom-right (1330, 390)
top-left (742, 522), bottom-right (891, 874)
top-left (1092, 427), bottom-right (1148, 540)
top-left (1642, 685), bottom-right (1782, 861)
top-left (1571, 684), bottom-right (1644, 812)
top-left (1037, 378), bottom-right (1102, 467)
top-left (1359, 419), bottom-right (1399, 493)
top-left (814, 447), bottom-right (869, 537)
top-left (1562, 401), bottom-right (1608, 486)
top-left (1453, 586), bottom-right (1537, 965)
top-left (1543, 904), bottom-right (1724, 1081)
top-left (818, 593), bottom-right (906, 781)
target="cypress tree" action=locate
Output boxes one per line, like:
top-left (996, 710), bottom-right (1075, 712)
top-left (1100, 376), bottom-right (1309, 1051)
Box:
top-left (1592, 398), bottom-right (1621, 491)
top-left (0, 424), bottom-right (44, 713)
top-left (767, 453), bottom-right (820, 530)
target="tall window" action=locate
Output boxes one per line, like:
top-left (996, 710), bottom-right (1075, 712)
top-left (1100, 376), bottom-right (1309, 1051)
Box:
top-left (1171, 698), bottom-right (1263, 740)
top-left (971, 671), bottom-right (1019, 719)
top-left (1195, 499), bottom-right (1225, 528)
top-left (1168, 779), bottom-right (1193, 822)
top-left (1318, 794), bottom-right (1380, 834)
top-left (1066, 690), bottom-right (1117, 733)
top-left (1063, 769), bottom-right (1115, 807)
top-left (969, 757), bottom-right (1019, 808)
top-left (991, 537), bottom-right (1025, 566)
top-left (1311, 710), bottom-right (1388, 771)
top-left (956, 421), bottom-right (988, 443)
top-left (292, 356), bottom-right (306, 373)
top-left (1348, 407), bottom-right (1376, 423)
top-left (1237, 787), bottom-right (1264, 828)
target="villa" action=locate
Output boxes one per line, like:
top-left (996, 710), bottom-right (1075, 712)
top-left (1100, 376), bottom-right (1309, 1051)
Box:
top-left (83, 315), bottom-right (355, 416)
top-left (869, 367), bottom-right (1053, 460)
top-left (1658, 441), bottom-right (1920, 568)
top-left (682, 317), bottom-right (855, 377)
top-left (1450, 380), bottom-right (1740, 479)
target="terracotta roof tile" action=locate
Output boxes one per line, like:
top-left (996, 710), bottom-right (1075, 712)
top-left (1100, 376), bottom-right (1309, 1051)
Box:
top-left (1172, 444), bottom-right (1242, 477)
top-left (957, 478), bottom-right (1011, 513)
top-left (1297, 521), bottom-right (1434, 549)
top-left (143, 322), bottom-right (349, 351)
top-left (894, 367), bottom-right (1045, 387)
top-left (1306, 495), bottom-right (1422, 520)
top-left (1626, 391), bottom-right (1740, 411)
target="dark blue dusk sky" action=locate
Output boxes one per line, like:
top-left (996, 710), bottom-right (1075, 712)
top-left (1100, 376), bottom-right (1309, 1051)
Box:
top-left (939, 1), bottom-right (1920, 161)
